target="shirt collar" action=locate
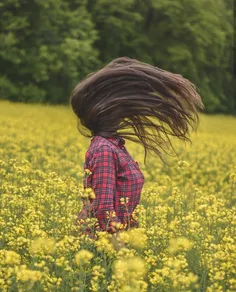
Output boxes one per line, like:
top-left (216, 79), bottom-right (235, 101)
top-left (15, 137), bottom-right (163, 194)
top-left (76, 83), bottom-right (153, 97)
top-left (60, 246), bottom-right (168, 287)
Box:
top-left (92, 135), bottom-right (125, 148)
top-left (107, 136), bottom-right (125, 148)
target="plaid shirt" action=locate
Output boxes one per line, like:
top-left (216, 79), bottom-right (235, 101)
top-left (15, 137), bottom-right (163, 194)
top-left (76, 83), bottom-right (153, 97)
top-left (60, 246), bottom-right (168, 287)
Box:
top-left (78, 136), bottom-right (145, 235)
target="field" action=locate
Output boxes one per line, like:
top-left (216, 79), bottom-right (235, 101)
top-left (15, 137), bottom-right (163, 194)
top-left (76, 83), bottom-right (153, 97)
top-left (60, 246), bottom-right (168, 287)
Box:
top-left (0, 100), bottom-right (235, 292)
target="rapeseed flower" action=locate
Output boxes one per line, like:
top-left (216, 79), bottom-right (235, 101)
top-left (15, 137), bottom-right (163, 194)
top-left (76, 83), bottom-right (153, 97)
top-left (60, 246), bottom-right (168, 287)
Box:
top-left (0, 101), bottom-right (235, 291)
top-left (75, 249), bottom-right (93, 265)
top-left (29, 237), bottom-right (56, 255)
top-left (168, 237), bottom-right (193, 254)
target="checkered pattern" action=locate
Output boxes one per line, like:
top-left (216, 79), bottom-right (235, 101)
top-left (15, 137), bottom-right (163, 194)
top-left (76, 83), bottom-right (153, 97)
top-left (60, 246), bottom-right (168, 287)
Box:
top-left (78, 136), bottom-right (145, 235)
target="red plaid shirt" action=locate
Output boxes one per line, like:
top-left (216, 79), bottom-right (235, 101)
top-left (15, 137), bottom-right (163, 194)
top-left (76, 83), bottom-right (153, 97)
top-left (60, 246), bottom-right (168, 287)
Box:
top-left (78, 136), bottom-right (145, 235)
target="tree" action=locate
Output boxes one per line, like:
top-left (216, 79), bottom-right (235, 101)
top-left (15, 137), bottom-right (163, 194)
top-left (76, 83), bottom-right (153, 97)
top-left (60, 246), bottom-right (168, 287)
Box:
top-left (0, 0), bottom-right (99, 103)
top-left (89, 0), bottom-right (234, 114)
top-left (0, 0), bottom-right (234, 114)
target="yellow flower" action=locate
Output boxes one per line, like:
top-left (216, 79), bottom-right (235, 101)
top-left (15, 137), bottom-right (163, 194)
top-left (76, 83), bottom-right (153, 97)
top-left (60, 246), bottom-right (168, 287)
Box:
top-left (75, 249), bottom-right (93, 265)
top-left (84, 169), bottom-right (92, 175)
top-left (118, 228), bottom-right (147, 249)
top-left (1, 100), bottom-right (236, 291)
top-left (29, 237), bottom-right (56, 255)
top-left (84, 187), bottom-right (96, 199)
top-left (168, 237), bottom-right (193, 254)
top-left (229, 173), bottom-right (236, 183)
top-left (120, 198), bottom-right (125, 205)
top-left (115, 256), bottom-right (147, 279)
top-left (120, 197), bottom-right (129, 205)
top-left (95, 232), bottom-right (115, 254)
top-left (15, 265), bottom-right (42, 282)
top-left (4, 250), bottom-right (21, 265)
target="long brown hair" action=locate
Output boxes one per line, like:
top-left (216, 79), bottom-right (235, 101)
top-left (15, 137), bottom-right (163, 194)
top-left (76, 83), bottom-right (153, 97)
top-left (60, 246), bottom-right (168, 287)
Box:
top-left (70, 57), bottom-right (204, 164)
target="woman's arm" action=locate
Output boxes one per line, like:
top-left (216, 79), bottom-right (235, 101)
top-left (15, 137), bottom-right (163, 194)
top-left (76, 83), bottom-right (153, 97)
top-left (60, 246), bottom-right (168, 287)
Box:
top-left (89, 145), bottom-right (122, 233)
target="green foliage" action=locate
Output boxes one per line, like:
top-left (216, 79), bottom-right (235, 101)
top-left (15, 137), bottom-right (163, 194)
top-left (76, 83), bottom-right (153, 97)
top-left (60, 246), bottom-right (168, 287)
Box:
top-left (0, 0), bottom-right (234, 114)
top-left (89, 0), bottom-right (234, 114)
top-left (0, 0), bottom-right (99, 104)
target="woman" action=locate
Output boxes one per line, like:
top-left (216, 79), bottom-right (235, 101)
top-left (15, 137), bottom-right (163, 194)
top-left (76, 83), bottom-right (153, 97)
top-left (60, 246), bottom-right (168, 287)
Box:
top-left (70, 57), bottom-right (204, 237)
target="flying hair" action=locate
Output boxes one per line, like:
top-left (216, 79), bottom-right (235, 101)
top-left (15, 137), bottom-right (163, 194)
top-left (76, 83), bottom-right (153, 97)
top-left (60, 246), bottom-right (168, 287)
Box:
top-left (70, 57), bottom-right (205, 164)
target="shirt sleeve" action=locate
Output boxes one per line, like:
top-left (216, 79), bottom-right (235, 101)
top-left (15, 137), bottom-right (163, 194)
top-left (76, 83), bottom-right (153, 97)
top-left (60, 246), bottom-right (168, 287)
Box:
top-left (89, 145), bottom-right (121, 233)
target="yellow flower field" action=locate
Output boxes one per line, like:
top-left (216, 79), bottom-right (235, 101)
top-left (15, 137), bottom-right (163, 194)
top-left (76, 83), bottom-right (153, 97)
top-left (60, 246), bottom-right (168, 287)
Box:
top-left (0, 100), bottom-right (235, 292)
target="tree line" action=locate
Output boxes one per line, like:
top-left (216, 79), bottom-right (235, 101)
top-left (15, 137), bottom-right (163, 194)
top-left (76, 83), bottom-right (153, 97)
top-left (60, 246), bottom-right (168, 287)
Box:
top-left (0, 0), bottom-right (235, 114)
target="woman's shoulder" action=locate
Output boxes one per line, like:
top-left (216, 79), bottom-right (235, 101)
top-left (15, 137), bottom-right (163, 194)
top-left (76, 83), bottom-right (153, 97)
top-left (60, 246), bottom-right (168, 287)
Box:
top-left (91, 136), bottom-right (114, 149)
top-left (87, 136), bottom-right (115, 157)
